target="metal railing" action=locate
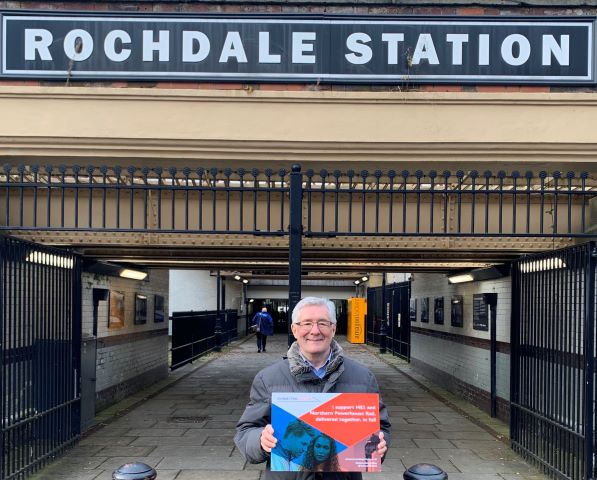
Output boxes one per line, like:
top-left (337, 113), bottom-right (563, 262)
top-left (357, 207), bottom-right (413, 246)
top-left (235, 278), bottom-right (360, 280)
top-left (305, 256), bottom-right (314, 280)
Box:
top-left (511, 242), bottom-right (597, 480)
top-left (0, 164), bottom-right (290, 234)
top-left (1, 164), bottom-right (596, 238)
top-left (366, 281), bottom-right (411, 360)
top-left (302, 168), bottom-right (596, 237)
top-left (170, 309), bottom-right (238, 371)
top-left (1, 236), bottom-right (82, 480)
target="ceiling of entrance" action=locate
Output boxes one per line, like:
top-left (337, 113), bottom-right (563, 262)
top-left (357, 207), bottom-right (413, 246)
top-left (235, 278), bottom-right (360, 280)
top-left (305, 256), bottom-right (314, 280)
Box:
top-left (8, 230), bottom-right (576, 275)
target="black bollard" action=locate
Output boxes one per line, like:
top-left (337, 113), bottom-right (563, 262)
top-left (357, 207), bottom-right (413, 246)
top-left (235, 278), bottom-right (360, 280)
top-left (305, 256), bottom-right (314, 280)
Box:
top-left (113, 462), bottom-right (157, 480)
top-left (404, 463), bottom-right (448, 480)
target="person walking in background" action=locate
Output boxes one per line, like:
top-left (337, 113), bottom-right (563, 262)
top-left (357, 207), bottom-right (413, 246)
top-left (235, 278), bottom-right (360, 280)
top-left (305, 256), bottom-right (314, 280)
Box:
top-left (252, 306), bottom-right (274, 353)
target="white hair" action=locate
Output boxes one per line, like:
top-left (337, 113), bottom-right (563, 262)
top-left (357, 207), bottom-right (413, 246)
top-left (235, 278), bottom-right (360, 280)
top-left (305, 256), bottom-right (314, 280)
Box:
top-left (291, 297), bottom-right (336, 324)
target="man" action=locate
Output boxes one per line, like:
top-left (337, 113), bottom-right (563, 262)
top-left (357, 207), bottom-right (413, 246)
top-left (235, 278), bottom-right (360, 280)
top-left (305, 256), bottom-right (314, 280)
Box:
top-left (270, 420), bottom-right (314, 471)
top-left (252, 306), bottom-right (274, 353)
top-left (235, 296), bottom-right (390, 480)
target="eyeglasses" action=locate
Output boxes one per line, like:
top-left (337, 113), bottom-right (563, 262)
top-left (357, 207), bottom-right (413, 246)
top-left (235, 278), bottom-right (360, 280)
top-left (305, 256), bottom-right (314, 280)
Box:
top-left (295, 321), bottom-right (334, 331)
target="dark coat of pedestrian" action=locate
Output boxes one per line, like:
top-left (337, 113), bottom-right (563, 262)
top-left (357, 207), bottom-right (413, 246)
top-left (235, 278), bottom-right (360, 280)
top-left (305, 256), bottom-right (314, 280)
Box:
top-left (252, 307), bottom-right (274, 352)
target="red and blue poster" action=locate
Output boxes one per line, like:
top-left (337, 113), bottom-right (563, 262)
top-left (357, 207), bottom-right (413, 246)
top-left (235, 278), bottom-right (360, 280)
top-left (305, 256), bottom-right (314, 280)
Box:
top-left (271, 392), bottom-right (381, 472)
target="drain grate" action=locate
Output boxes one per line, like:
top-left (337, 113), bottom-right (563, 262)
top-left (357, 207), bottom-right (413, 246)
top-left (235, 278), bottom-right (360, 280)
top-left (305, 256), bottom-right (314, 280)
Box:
top-left (168, 416), bottom-right (210, 423)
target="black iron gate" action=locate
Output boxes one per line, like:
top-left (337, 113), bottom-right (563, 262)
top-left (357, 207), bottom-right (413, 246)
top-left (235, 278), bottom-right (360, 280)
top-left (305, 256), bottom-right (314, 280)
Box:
top-left (366, 281), bottom-right (411, 360)
top-left (388, 282), bottom-right (411, 360)
top-left (1, 236), bottom-right (82, 480)
top-left (511, 242), bottom-right (596, 480)
top-left (170, 309), bottom-right (238, 371)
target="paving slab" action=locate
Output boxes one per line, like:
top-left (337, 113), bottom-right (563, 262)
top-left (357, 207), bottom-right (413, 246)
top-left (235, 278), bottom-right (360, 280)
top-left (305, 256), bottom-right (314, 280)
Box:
top-left (29, 473), bottom-right (102, 480)
top-left (30, 335), bottom-right (549, 480)
top-left (175, 471), bottom-right (261, 480)
top-left (411, 438), bottom-right (456, 449)
top-left (433, 430), bottom-right (497, 440)
top-left (129, 436), bottom-right (210, 447)
top-left (149, 445), bottom-right (234, 457)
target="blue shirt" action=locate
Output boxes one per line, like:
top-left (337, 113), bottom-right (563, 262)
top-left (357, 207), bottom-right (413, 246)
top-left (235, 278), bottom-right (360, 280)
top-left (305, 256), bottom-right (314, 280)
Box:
top-left (299, 350), bottom-right (333, 379)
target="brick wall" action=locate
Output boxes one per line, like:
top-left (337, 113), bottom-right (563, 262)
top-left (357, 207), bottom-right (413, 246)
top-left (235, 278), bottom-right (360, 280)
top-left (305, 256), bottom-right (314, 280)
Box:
top-left (82, 269), bottom-right (169, 411)
top-left (410, 272), bottom-right (511, 420)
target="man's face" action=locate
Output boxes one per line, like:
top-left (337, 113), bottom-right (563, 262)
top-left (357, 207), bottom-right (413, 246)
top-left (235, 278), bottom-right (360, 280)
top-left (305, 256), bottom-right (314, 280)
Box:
top-left (291, 304), bottom-right (336, 361)
top-left (285, 432), bottom-right (311, 457)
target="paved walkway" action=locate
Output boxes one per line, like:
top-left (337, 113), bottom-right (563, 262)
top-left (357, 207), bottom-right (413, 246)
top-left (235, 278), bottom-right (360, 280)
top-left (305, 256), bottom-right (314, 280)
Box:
top-left (32, 335), bottom-right (547, 480)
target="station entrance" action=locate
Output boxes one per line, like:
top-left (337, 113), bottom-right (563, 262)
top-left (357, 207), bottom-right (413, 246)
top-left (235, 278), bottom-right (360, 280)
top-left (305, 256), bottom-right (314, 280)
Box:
top-left (2, 162), bottom-right (596, 480)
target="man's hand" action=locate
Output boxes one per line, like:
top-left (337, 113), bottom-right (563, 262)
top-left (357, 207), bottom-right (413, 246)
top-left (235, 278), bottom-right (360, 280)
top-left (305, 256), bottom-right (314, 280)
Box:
top-left (371, 432), bottom-right (387, 459)
top-left (260, 424), bottom-right (277, 453)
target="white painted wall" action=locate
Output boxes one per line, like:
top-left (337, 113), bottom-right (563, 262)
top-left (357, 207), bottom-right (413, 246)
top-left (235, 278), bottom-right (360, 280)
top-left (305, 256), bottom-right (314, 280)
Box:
top-left (169, 270), bottom-right (247, 335)
top-left (169, 270), bottom-right (245, 314)
top-left (247, 285), bottom-right (354, 299)
top-left (387, 273), bottom-right (411, 284)
top-left (169, 270), bottom-right (217, 314)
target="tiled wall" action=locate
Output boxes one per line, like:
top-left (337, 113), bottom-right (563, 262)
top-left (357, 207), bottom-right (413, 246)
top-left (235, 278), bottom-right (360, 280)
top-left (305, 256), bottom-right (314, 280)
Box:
top-left (409, 272), bottom-right (511, 420)
top-left (81, 269), bottom-right (169, 411)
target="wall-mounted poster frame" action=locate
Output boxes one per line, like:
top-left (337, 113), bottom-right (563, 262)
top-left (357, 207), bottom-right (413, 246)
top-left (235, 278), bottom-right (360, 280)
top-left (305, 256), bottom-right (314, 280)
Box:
top-left (108, 290), bottom-right (125, 329)
top-left (154, 295), bottom-right (165, 323)
top-left (420, 297), bottom-right (429, 323)
top-left (409, 298), bottom-right (417, 323)
top-left (451, 295), bottom-right (464, 327)
top-left (434, 297), bottom-right (444, 325)
top-left (135, 294), bottom-right (148, 325)
top-left (473, 294), bottom-right (489, 331)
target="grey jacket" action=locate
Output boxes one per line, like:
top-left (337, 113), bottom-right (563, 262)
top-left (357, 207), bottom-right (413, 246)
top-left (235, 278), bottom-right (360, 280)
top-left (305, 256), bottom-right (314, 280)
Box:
top-left (234, 340), bottom-right (391, 480)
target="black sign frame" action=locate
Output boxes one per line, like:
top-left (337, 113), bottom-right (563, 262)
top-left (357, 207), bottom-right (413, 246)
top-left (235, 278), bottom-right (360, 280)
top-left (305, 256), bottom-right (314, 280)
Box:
top-left (473, 293), bottom-right (489, 331)
top-left (434, 297), bottom-right (444, 325)
top-left (409, 298), bottom-right (417, 323)
top-left (1, 11), bottom-right (594, 85)
top-left (451, 295), bottom-right (464, 328)
top-left (420, 297), bottom-right (429, 323)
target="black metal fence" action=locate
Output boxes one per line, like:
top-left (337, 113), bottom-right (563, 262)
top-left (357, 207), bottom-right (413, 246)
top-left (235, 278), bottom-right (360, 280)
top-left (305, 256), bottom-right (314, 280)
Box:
top-left (366, 281), bottom-right (411, 360)
top-left (1, 165), bottom-right (596, 238)
top-left (511, 242), bottom-right (596, 480)
top-left (1, 236), bottom-right (82, 480)
top-left (170, 309), bottom-right (238, 371)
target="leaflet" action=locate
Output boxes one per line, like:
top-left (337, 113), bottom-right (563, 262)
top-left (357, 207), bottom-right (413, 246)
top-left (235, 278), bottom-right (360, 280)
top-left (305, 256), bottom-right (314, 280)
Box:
top-left (271, 392), bottom-right (381, 472)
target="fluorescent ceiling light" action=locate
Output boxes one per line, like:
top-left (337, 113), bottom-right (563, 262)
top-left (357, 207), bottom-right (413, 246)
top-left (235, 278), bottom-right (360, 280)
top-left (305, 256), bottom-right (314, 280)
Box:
top-left (354, 280), bottom-right (361, 285)
top-left (26, 251), bottom-right (74, 269)
top-left (448, 273), bottom-right (474, 284)
top-left (519, 258), bottom-right (566, 273)
top-left (234, 274), bottom-right (242, 281)
top-left (120, 269), bottom-right (148, 280)
top-left (242, 279), bottom-right (249, 284)
top-left (362, 276), bottom-right (369, 282)
top-left (448, 265), bottom-right (509, 284)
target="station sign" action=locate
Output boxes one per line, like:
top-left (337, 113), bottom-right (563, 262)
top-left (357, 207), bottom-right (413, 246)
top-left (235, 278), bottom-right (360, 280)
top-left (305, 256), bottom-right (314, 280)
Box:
top-left (1, 12), bottom-right (594, 84)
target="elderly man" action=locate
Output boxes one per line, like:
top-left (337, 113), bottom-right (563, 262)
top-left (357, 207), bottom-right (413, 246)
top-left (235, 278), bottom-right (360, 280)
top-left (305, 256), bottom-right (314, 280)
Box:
top-left (235, 296), bottom-right (390, 480)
